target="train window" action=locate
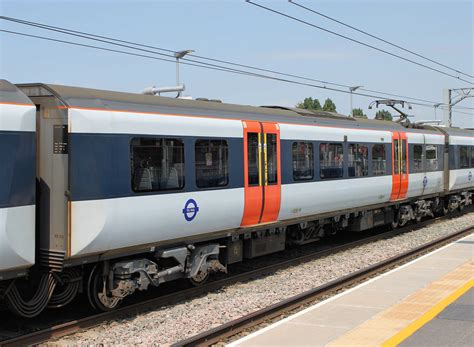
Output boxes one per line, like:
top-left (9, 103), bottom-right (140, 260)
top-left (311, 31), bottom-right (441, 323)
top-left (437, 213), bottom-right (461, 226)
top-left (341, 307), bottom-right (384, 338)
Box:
top-left (195, 140), bottom-right (229, 188)
top-left (425, 145), bottom-right (438, 171)
top-left (131, 137), bottom-right (185, 192)
top-left (320, 143), bottom-right (343, 179)
top-left (372, 144), bottom-right (386, 176)
top-left (292, 142), bottom-right (314, 181)
top-left (471, 147), bottom-right (474, 168)
top-left (348, 144), bottom-right (368, 177)
top-left (266, 133), bottom-right (278, 185)
top-left (413, 145), bottom-right (423, 172)
top-left (248, 133), bottom-right (260, 186)
top-left (394, 140), bottom-right (399, 174)
top-left (401, 140), bottom-right (407, 174)
top-left (460, 146), bottom-right (470, 168)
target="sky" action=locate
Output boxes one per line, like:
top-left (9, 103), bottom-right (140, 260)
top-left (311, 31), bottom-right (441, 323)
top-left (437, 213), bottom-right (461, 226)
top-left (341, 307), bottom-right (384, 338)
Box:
top-left (1, 0), bottom-right (473, 127)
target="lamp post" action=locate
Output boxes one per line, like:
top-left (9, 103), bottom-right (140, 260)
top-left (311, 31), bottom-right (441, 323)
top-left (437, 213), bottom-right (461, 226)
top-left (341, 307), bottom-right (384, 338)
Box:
top-left (349, 85), bottom-right (363, 117)
top-left (174, 49), bottom-right (194, 97)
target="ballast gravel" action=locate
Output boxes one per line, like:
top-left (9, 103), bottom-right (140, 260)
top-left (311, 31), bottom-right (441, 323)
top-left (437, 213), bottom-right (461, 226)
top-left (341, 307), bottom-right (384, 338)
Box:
top-left (52, 213), bottom-right (474, 346)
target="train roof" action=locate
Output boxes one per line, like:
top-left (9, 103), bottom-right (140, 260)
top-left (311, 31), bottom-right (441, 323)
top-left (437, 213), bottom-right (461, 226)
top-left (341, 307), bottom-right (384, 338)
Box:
top-left (433, 126), bottom-right (474, 138)
top-left (0, 79), bottom-right (35, 106)
top-left (15, 82), bottom-right (472, 136)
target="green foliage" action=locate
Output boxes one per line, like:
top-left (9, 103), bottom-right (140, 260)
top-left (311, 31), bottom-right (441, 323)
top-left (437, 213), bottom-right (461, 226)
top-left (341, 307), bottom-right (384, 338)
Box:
top-left (352, 108), bottom-right (367, 119)
top-left (375, 109), bottom-right (393, 121)
top-left (322, 98), bottom-right (337, 112)
top-left (296, 97), bottom-right (322, 110)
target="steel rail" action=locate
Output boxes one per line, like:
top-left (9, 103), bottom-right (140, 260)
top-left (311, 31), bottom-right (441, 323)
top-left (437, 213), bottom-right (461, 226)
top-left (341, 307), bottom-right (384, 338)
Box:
top-left (173, 224), bottom-right (474, 347)
top-left (0, 211), bottom-right (472, 347)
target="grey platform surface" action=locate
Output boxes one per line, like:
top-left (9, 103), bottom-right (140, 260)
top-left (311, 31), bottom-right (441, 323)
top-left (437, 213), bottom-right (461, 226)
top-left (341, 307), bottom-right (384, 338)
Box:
top-left (229, 234), bottom-right (474, 347)
top-left (399, 288), bottom-right (474, 347)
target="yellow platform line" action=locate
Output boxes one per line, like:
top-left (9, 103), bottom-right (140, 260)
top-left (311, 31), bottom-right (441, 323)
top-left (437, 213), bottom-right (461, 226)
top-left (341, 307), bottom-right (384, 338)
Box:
top-left (327, 260), bottom-right (474, 347)
top-left (382, 278), bottom-right (474, 347)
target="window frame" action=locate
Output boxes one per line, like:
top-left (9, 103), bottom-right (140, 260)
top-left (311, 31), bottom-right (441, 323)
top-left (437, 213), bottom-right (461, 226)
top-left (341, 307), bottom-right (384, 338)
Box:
top-left (460, 145), bottom-right (470, 169)
top-left (195, 139), bottom-right (230, 189)
top-left (425, 144), bottom-right (439, 172)
top-left (292, 141), bottom-right (314, 182)
top-left (130, 136), bottom-right (185, 193)
top-left (371, 143), bottom-right (387, 176)
top-left (348, 143), bottom-right (369, 178)
top-left (471, 146), bottom-right (474, 168)
top-left (319, 142), bottom-right (344, 180)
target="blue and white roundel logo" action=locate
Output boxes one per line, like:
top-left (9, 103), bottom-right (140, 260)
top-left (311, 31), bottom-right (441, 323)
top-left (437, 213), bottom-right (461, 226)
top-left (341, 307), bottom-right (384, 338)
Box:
top-left (423, 175), bottom-right (428, 188)
top-left (182, 199), bottom-right (199, 222)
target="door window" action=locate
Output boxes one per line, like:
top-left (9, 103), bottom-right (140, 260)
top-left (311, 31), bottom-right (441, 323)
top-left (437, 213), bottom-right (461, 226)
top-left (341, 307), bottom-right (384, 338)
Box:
top-left (266, 133), bottom-right (278, 185)
top-left (247, 133), bottom-right (260, 186)
top-left (401, 140), bottom-right (407, 174)
top-left (394, 139), bottom-right (399, 174)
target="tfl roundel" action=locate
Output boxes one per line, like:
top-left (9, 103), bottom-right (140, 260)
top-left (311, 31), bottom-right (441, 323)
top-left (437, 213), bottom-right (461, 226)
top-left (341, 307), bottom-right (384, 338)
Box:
top-left (423, 175), bottom-right (428, 188)
top-left (182, 199), bottom-right (199, 222)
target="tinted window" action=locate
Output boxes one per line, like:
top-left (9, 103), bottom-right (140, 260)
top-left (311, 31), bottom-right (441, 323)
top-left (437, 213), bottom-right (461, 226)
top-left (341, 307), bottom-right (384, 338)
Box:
top-left (348, 144), bottom-right (368, 177)
top-left (320, 143), bottom-right (343, 179)
top-left (460, 146), bottom-right (470, 168)
top-left (131, 138), bottom-right (185, 192)
top-left (248, 133), bottom-right (260, 186)
top-left (471, 146), bottom-right (474, 168)
top-left (425, 145), bottom-right (438, 171)
top-left (401, 139), bottom-right (407, 174)
top-left (413, 145), bottom-right (423, 173)
top-left (372, 144), bottom-right (386, 176)
top-left (394, 140), bottom-right (399, 174)
top-left (195, 140), bottom-right (229, 188)
top-left (293, 142), bottom-right (314, 181)
top-left (266, 133), bottom-right (278, 185)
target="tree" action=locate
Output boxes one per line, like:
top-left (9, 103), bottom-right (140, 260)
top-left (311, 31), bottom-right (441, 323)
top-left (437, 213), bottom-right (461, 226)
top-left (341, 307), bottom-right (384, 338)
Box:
top-left (322, 98), bottom-right (337, 112)
top-left (375, 110), bottom-right (393, 121)
top-left (296, 97), bottom-right (322, 110)
top-left (352, 108), bottom-right (367, 119)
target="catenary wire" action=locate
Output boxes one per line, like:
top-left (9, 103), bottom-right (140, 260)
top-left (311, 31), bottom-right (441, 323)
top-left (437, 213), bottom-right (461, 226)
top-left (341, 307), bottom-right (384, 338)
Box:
top-left (2, 15), bottom-right (473, 111)
top-left (289, 0), bottom-right (474, 79)
top-left (245, 1), bottom-right (474, 85)
top-left (1, 29), bottom-right (472, 118)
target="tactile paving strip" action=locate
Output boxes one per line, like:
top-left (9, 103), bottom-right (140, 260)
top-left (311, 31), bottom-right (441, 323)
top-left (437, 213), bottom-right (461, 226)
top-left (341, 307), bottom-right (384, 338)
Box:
top-left (327, 261), bottom-right (474, 347)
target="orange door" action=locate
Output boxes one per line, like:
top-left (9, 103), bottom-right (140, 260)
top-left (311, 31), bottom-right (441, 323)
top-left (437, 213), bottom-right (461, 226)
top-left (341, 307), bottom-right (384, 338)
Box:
top-left (390, 131), bottom-right (409, 201)
top-left (241, 121), bottom-right (281, 226)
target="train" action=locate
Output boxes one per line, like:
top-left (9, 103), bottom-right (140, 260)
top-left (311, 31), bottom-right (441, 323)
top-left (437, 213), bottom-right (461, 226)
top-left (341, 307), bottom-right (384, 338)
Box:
top-left (0, 79), bottom-right (473, 317)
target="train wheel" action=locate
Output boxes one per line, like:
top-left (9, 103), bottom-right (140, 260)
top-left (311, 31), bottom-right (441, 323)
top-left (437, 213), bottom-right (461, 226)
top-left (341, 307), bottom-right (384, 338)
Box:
top-left (189, 270), bottom-right (209, 286)
top-left (87, 265), bottom-right (121, 311)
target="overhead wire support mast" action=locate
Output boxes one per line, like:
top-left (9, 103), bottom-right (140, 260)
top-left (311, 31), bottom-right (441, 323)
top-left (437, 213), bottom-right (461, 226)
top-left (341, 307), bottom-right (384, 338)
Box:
top-left (245, 1), bottom-right (474, 85)
top-left (1, 15), bottom-right (473, 110)
top-left (444, 88), bottom-right (474, 127)
top-left (288, 0), bottom-right (474, 80)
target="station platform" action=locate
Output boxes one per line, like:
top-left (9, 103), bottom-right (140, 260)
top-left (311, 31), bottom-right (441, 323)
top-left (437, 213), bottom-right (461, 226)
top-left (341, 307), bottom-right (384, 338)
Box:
top-left (229, 234), bottom-right (474, 347)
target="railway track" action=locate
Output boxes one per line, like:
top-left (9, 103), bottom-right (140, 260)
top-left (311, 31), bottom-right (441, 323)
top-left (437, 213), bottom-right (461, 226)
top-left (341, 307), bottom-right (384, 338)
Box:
top-left (173, 224), bottom-right (474, 347)
top-left (0, 211), bottom-right (472, 347)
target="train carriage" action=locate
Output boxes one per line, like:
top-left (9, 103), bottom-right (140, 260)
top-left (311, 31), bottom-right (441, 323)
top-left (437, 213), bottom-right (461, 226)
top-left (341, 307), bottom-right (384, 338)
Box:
top-left (0, 81), bottom-right (472, 316)
top-left (0, 80), bottom-right (36, 281)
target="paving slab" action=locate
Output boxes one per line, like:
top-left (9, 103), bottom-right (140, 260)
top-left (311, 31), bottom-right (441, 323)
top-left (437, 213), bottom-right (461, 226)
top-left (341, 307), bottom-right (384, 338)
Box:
top-left (230, 234), bottom-right (474, 347)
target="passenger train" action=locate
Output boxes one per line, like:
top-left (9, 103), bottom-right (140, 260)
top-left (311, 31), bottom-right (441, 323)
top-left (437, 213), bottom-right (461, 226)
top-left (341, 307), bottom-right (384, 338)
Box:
top-left (0, 79), bottom-right (473, 317)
